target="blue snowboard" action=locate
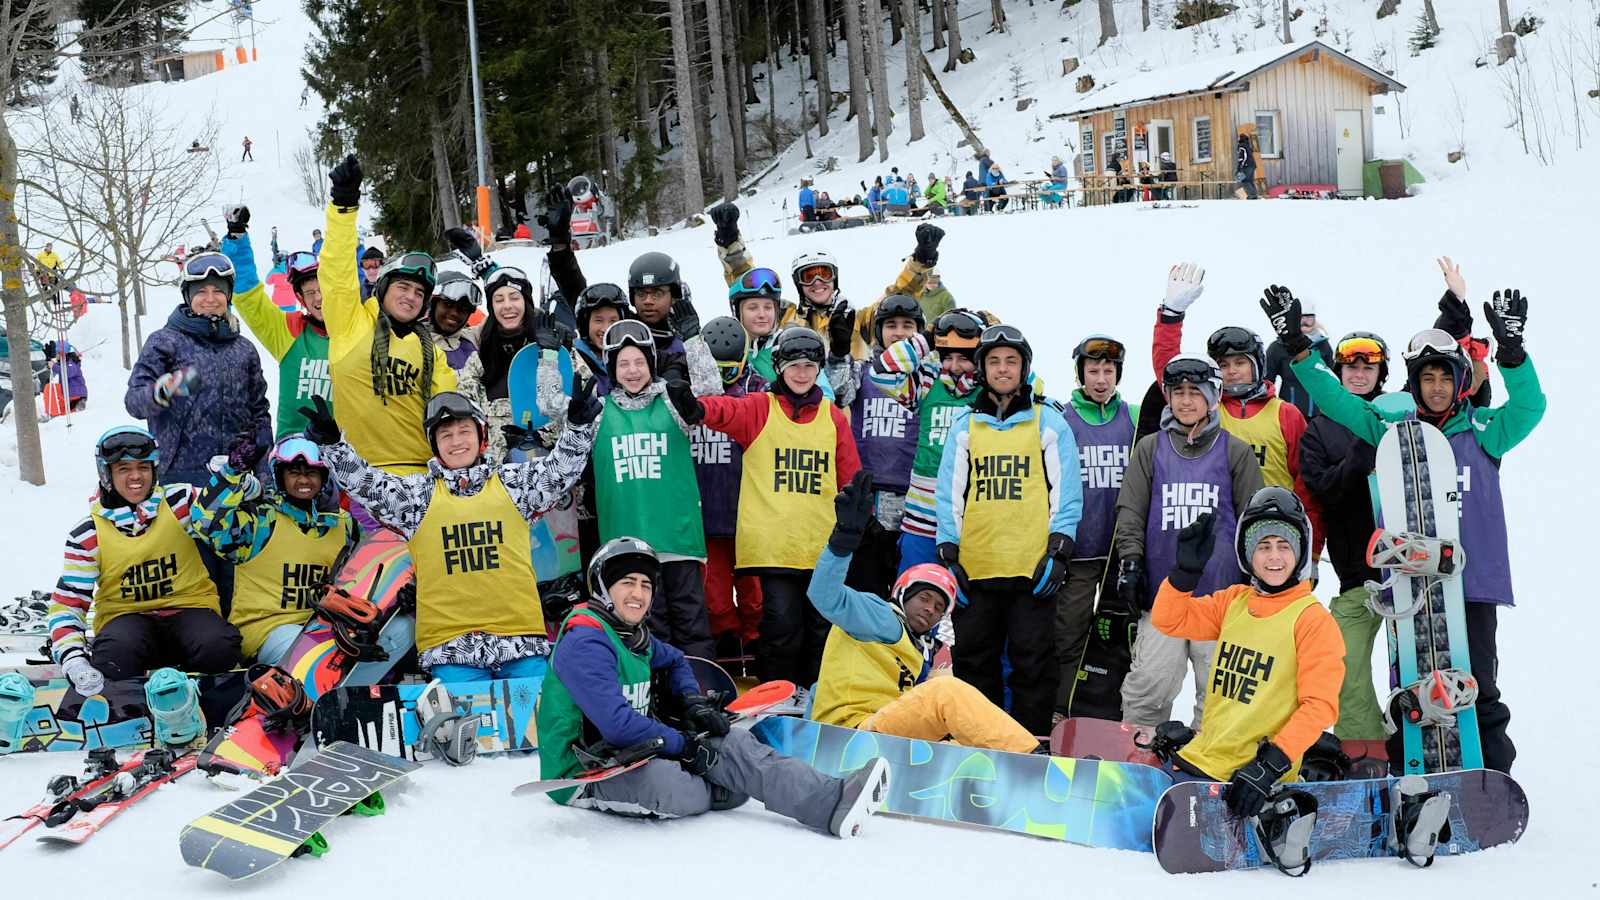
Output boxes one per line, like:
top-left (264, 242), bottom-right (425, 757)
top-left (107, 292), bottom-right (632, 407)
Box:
top-left (507, 345), bottom-right (573, 431)
top-left (752, 716), bottom-right (1172, 851)
top-left (309, 676), bottom-right (543, 761)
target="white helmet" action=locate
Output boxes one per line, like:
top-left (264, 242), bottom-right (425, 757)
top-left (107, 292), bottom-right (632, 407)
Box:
top-left (790, 250), bottom-right (840, 293)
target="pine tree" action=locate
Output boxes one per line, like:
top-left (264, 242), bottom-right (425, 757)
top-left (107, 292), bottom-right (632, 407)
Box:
top-left (77, 0), bottom-right (187, 85)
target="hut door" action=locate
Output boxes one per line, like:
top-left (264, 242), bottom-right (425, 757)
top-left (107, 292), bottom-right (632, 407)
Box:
top-left (1335, 110), bottom-right (1364, 194)
top-left (1149, 120), bottom-right (1174, 164)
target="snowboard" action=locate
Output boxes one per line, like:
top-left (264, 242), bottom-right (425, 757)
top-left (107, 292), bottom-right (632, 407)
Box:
top-left (506, 349), bottom-right (582, 582)
top-left (752, 715), bottom-right (1173, 852)
top-left (278, 532), bottom-right (416, 701)
top-left (310, 676), bottom-right (543, 761)
top-left (197, 712), bottom-right (303, 779)
top-left (507, 344), bottom-right (574, 432)
top-left (1152, 768), bottom-right (1528, 874)
top-left (179, 740), bottom-right (419, 880)
top-left (1372, 419), bottom-right (1482, 773)
top-left (1049, 717), bottom-right (1160, 767)
top-left (686, 656), bottom-right (738, 699)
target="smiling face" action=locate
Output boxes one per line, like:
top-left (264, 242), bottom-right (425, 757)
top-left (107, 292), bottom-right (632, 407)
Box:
top-left (632, 285), bottom-right (673, 325)
top-left (738, 297), bottom-right (777, 337)
top-left (801, 278), bottom-right (834, 307)
top-left (381, 278), bottom-right (426, 323)
top-left (608, 573), bottom-right (654, 625)
top-left (586, 307), bottom-right (622, 349)
top-left (982, 347), bottom-right (1024, 396)
top-left (1340, 358), bottom-right (1380, 396)
top-left (780, 359), bottom-right (819, 394)
top-left (296, 279), bottom-right (324, 319)
top-left (614, 345), bottom-right (652, 393)
top-left (1167, 382), bottom-right (1210, 427)
top-left (110, 460), bottom-right (154, 504)
top-left (879, 315), bottom-right (920, 347)
top-left (903, 587), bottom-right (949, 636)
top-left (188, 283), bottom-right (229, 317)
top-left (939, 350), bottom-right (975, 378)
top-left (281, 464), bottom-right (326, 501)
top-left (1250, 535), bottom-right (1297, 590)
top-left (1217, 354), bottom-right (1255, 388)
top-left (433, 418), bottom-right (481, 469)
top-left (492, 285), bottom-right (525, 330)
top-left (1080, 358), bottom-right (1119, 404)
top-left (1417, 363), bottom-right (1456, 414)
top-left (432, 301), bottom-right (469, 336)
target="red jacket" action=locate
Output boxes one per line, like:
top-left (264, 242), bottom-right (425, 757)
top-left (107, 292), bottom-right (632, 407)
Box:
top-left (698, 387), bottom-right (860, 491)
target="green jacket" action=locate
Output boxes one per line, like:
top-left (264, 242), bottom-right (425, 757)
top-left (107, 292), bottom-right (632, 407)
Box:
top-left (1067, 388), bottom-right (1137, 427)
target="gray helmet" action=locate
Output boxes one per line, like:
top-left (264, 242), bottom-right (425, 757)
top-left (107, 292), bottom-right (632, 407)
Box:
top-left (587, 536), bottom-right (661, 611)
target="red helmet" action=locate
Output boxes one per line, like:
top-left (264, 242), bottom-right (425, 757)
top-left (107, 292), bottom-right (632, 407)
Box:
top-left (892, 564), bottom-right (958, 612)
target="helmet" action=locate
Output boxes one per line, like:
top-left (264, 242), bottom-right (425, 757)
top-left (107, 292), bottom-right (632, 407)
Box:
top-left (1161, 353), bottom-right (1222, 401)
top-left (931, 309), bottom-right (985, 357)
top-left (975, 324), bottom-right (1031, 387)
top-left (603, 319), bottom-right (657, 383)
top-left (790, 250), bottom-right (839, 293)
top-left (1206, 326), bottom-right (1266, 398)
top-left (587, 536), bottom-right (661, 611)
top-left (285, 250), bottom-right (319, 293)
top-left (702, 316), bottom-right (749, 384)
top-left (1234, 486), bottom-right (1314, 587)
top-left (94, 425), bottom-right (159, 495)
top-left (1403, 328), bottom-right (1471, 410)
top-left (728, 267), bottom-right (782, 315)
top-left (891, 564), bottom-right (958, 621)
top-left (180, 251), bottom-right (235, 304)
top-left (268, 435), bottom-right (328, 492)
top-left (422, 391), bottom-right (487, 459)
top-left (1072, 334), bottom-right (1126, 383)
top-left (1333, 331), bottom-right (1389, 388)
top-left (431, 271), bottom-right (481, 311)
top-left (771, 327), bottom-right (826, 375)
top-left (482, 265), bottom-right (534, 304)
top-left (871, 294), bottom-right (925, 348)
top-left (576, 283), bottom-right (633, 342)
top-left (628, 251), bottom-right (682, 300)
top-left (374, 251), bottom-right (437, 303)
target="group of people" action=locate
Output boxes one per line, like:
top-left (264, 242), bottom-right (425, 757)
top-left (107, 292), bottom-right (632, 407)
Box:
top-left (44, 146), bottom-right (1541, 833)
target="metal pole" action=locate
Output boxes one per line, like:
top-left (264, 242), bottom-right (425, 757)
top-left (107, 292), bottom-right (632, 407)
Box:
top-left (465, 0), bottom-right (492, 240)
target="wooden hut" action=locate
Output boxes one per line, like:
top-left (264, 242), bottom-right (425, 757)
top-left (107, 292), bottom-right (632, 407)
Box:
top-left (1059, 40), bottom-right (1405, 197)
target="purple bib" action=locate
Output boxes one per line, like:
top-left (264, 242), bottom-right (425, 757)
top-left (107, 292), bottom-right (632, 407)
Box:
top-left (1447, 430), bottom-right (1514, 605)
top-left (692, 378), bottom-right (764, 539)
top-left (851, 375), bottom-right (918, 493)
top-left (1145, 432), bottom-right (1242, 605)
top-left (1064, 402), bottom-right (1134, 559)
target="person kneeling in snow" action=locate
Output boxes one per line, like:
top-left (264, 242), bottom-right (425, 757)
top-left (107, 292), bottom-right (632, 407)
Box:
top-left (537, 537), bottom-right (891, 839)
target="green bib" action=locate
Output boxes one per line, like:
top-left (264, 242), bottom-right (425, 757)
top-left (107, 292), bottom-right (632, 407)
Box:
top-left (536, 608), bottom-right (655, 804)
top-left (592, 394), bottom-right (705, 558)
top-left (911, 377), bottom-right (976, 478)
top-left (276, 328), bottom-right (331, 437)
top-left (749, 344), bottom-right (776, 383)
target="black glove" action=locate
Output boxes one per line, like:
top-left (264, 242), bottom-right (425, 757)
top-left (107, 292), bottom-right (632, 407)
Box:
top-left (536, 318), bottom-right (576, 351)
top-left (1114, 556), bottom-right (1147, 613)
top-left (43, 340), bottom-right (57, 360)
top-left (1030, 532), bottom-right (1074, 598)
top-left (665, 379), bottom-right (703, 425)
top-left (668, 296), bottom-right (701, 340)
top-left (709, 202), bottom-right (741, 248)
top-left (681, 694), bottom-right (732, 737)
top-left (1226, 741), bottom-right (1292, 818)
top-left (827, 306), bottom-right (856, 359)
top-left (444, 226), bottom-right (494, 279)
top-left (1259, 285), bottom-right (1309, 356)
top-left (544, 184), bottom-right (574, 245)
top-left (328, 155), bottom-right (362, 208)
top-left (828, 471), bottom-right (876, 555)
top-left (566, 374), bottom-right (602, 426)
top-left (296, 395), bottom-right (341, 446)
top-left (678, 732), bottom-right (719, 777)
top-left (225, 428), bottom-right (267, 472)
top-left (1435, 289), bottom-right (1473, 340)
top-left (1484, 289), bottom-right (1527, 367)
top-left (1169, 511), bottom-right (1216, 593)
top-left (501, 423), bottom-right (538, 452)
top-left (913, 223), bottom-right (944, 267)
top-left (224, 204), bottom-right (250, 236)
top-left (937, 542), bottom-right (972, 599)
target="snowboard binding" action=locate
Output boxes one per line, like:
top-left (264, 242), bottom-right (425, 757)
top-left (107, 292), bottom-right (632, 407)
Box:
top-left (412, 680), bottom-right (480, 767)
top-left (0, 671), bottom-right (36, 754)
top-left (1362, 530), bottom-right (1466, 619)
top-left (1248, 789), bottom-right (1318, 877)
top-left (1388, 775), bottom-right (1454, 867)
top-left (1133, 720), bottom-right (1195, 765)
top-left (315, 586), bottom-right (388, 661)
top-left (145, 668), bottom-right (206, 747)
top-left (1383, 669), bottom-right (1479, 735)
top-left (244, 664), bottom-right (312, 732)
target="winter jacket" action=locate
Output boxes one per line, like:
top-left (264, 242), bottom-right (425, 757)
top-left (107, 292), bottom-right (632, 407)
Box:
top-left (1265, 333), bottom-right (1333, 418)
top-left (1299, 401), bottom-right (1379, 593)
top-left (221, 231), bottom-right (331, 437)
top-left (193, 464), bottom-right (358, 565)
top-left (696, 385), bottom-right (861, 492)
top-left (962, 177), bottom-right (981, 203)
top-left (124, 303), bottom-right (271, 483)
top-left (926, 179), bottom-right (948, 207)
top-left (1112, 410), bottom-right (1263, 561)
top-left (548, 607), bottom-right (699, 757)
top-left (1235, 137), bottom-right (1256, 182)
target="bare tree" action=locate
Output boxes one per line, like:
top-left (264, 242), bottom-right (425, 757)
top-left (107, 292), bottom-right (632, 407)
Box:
top-left (668, 0), bottom-right (705, 217)
top-left (865, 0), bottom-right (893, 160)
top-left (1496, 0), bottom-right (1518, 64)
top-left (704, 0), bottom-right (738, 199)
top-left (843, 0), bottom-right (874, 160)
top-left (943, 0), bottom-right (964, 72)
top-left (1282, 0), bottom-right (1293, 42)
top-left (796, 0), bottom-right (814, 157)
top-left (904, 0), bottom-right (925, 143)
top-left (721, 0), bottom-right (748, 171)
top-left (931, 0), bottom-right (946, 49)
top-left (1098, 0), bottom-right (1119, 46)
top-left (1143, 0), bottom-right (1152, 31)
top-left (414, 5), bottom-right (462, 232)
top-left (808, 0), bottom-right (832, 135)
top-left (1422, 0), bottom-right (1441, 36)
top-left (990, 0), bottom-right (1008, 34)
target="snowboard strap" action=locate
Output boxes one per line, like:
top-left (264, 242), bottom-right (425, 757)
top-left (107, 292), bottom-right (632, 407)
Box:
top-left (1390, 775), bottom-right (1453, 868)
top-left (1249, 790), bottom-right (1318, 878)
top-left (1134, 720), bottom-right (1195, 765)
top-left (1383, 669), bottom-right (1480, 734)
top-left (245, 664), bottom-right (312, 730)
top-left (315, 586), bottom-right (387, 660)
top-left (1362, 530), bottom-right (1466, 620)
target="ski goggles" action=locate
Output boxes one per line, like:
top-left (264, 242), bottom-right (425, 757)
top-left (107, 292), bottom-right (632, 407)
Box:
top-left (181, 252), bottom-right (234, 283)
top-left (979, 324), bottom-right (1026, 347)
top-left (602, 319), bottom-right (655, 355)
top-left (1074, 335), bottom-right (1126, 363)
top-left (271, 436), bottom-right (326, 470)
top-left (794, 264), bottom-right (836, 287)
top-left (377, 252), bottom-right (437, 288)
top-left (580, 283), bottom-right (630, 309)
top-left (932, 310), bottom-right (983, 342)
top-left (1334, 333), bottom-right (1388, 365)
top-left (423, 391), bottom-right (485, 433)
top-left (775, 331), bottom-right (826, 367)
top-left (285, 251), bottom-right (319, 280)
top-left (730, 267), bottom-right (782, 299)
top-left (96, 428), bottom-right (159, 464)
top-left (433, 279), bottom-right (482, 309)
top-left (1403, 328), bottom-right (1460, 362)
top-left (1162, 356), bottom-right (1220, 387)
top-left (1206, 326), bottom-right (1259, 359)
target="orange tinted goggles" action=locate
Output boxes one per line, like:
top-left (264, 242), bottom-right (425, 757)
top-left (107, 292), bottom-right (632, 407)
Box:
top-left (1335, 336), bottom-right (1387, 365)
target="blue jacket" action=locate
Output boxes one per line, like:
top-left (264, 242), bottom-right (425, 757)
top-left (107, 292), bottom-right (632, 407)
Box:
top-left (798, 187), bottom-right (816, 209)
top-left (550, 616), bottom-right (700, 757)
top-left (882, 184), bottom-right (910, 208)
top-left (935, 389), bottom-right (1082, 547)
top-left (808, 547), bottom-right (907, 644)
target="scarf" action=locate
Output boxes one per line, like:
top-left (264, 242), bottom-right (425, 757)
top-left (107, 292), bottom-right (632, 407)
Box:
top-left (370, 312), bottom-right (435, 407)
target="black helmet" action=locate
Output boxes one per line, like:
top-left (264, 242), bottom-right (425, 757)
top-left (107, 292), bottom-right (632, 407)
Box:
top-left (422, 391), bottom-right (487, 459)
top-left (628, 251), bottom-right (682, 300)
top-left (703, 316), bottom-right (749, 384)
top-left (1234, 486), bottom-right (1313, 588)
top-left (975, 324), bottom-right (1032, 387)
top-left (1072, 334), bottom-right (1126, 383)
top-left (931, 309), bottom-right (985, 357)
top-left (603, 319), bottom-right (657, 383)
top-left (872, 294), bottom-right (925, 348)
top-left (1206, 326), bottom-right (1266, 398)
top-left (771, 327), bottom-right (826, 375)
top-left (1402, 328), bottom-right (1471, 411)
top-left (576, 283), bottom-right (633, 342)
top-left (587, 536), bottom-right (661, 611)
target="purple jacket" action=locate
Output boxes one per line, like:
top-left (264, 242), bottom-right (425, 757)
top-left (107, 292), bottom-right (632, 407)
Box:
top-left (124, 305), bottom-right (272, 483)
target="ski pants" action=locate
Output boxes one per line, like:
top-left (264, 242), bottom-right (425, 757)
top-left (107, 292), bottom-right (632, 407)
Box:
top-left (755, 571), bottom-right (830, 687)
top-left (844, 524), bottom-right (901, 601)
top-left (859, 675), bottom-right (1037, 752)
top-left (703, 537), bottom-right (762, 642)
top-left (1330, 585), bottom-right (1386, 741)
top-left (1119, 611), bottom-right (1213, 729)
top-left (572, 728), bottom-right (843, 832)
top-left (1054, 558), bottom-right (1105, 711)
top-left (254, 623), bottom-right (303, 668)
top-left (431, 655), bottom-right (548, 685)
top-left (92, 608), bottom-right (242, 682)
top-left (1467, 602), bottom-right (1514, 773)
top-left (951, 578), bottom-right (1058, 736)
top-left (647, 560), bottom-right (716, 659)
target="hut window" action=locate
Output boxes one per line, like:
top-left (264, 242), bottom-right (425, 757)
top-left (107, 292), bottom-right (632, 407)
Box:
top-left (1192, 116), bottom-right (1213, 163)
top-left (1254, 110), bottom-right (1282, 157)
top-left (1081, 125), bottom-right (1096, 175)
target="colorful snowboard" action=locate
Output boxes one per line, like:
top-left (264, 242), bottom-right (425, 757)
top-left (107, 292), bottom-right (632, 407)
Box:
top-left (752, 715), bottom-right (1172, 852)
top-left (1153, 768), bottom-right (1527, 873)
top-left (506, 346), bottom-right (581, 581)
top-left (310, 676), bottom-right (542, 761)
top-left (277, 532), bottom-right (415, 701)
top-left (198, 713), bottom-right (303, 778)
top-left (179, 741), bottom-right (419, 880)
top-left (507, 344), bottom-right (574, 432)
top-left (1049, 717), bottom-right (1160, 767)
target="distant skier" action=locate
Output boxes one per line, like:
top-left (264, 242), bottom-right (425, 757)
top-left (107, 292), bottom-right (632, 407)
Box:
top-left (241, 135), bottom-right (253, 162)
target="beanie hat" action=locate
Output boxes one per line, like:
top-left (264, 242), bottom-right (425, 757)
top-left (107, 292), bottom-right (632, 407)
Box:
top-left (1244, 520), bottom-right (1303, 572)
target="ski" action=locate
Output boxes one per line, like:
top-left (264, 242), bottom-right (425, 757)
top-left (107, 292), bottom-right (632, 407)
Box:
top-left (0, 748), bottom-right (126, 849)
top-left (34, 748), bottom-right (199, 846)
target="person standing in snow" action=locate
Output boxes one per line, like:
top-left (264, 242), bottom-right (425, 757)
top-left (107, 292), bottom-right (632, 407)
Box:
top-left (1234, 132), bottom-right (1257, 199)
top-left (241, 135), bottom-right (253, 162)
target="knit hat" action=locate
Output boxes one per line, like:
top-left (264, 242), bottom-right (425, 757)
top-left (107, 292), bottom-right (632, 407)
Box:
top-left (1244, 520), bottom-right (1303, 571)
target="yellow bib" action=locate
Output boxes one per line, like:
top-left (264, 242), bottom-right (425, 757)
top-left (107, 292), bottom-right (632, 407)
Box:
top-left (1179, 590), bottom-right (1321, 781)
top-left (92, 500), bottom-right (219, 630)
top-left (231, 510), bottom-right (347, 658)
top-left (409, 475), bottom-right (543, 651)
top-left (960, 414), bottom-right (1050, 580)
top-left (735, 395), bottom-right (838, 570)
top-left (812, 624), bottom-right (925, 729)
top-left (1221, 397), bottom-right (1292, 489)
top-left (329, 328), bottom-right (435, 474)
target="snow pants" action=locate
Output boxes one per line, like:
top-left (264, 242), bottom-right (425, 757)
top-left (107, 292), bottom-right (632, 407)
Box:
top-left (431, 655), bottom-right (547, 685)
top-left (1119, 611), bottom-right (1213, 729)
top-left (1053, 558), bottom-right (1106, 711)
top-left (1330, 585), bottom-right (1386, 741)
top-left (756, 571), bottom-right (830, 687)
top-left (647, 560), bottom-right (716, 659)
top-left (254, 622), bottom-right (303, 668)
top-left (703, 537), bottom-right (762, 642)
top-left (92, 608), bottom-right (242, 682)
top-left (951, 578), bottom-right (1057, 736)
top-left (859, 676), bottom-right (1037, 752)
top-left (572, 728), bottom-right (843, 832)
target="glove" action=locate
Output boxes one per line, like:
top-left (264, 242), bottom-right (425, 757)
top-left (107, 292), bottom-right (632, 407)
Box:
top-left (1435, 289), bottom-right (1473, 340)
top-left (678, 732), bottom-right (719, 777)
top-left (566, 373), bottom-right (602, 426)
top-left (1114, 556), bottom-right (1147, 613)
top-left (536, 318), bottom-right (576, 351)
top-left (152, 366), bottom-right (200, 408)
top-left (226, 429), bottom-right (267, 473)
top-left (665, 379), bottom-right (703, 425)
top-left (1030, 532), bottom-right (1074, 598)
top-left (912, 223), bottom-right (944, 267)
top-left (681, 694), bottom-right (732, 737)
top-left (937, 542), bottom-right (972, 602)
top-left (827, 306), bottom-right (856, 359)
top-left (544, 184), bottom-right (574, 246)
top-left (668, 296), bottom-right (701, 340)
top-left (501, 423), bottom-right (538, 452)
top-left (1163, 262), bottom-right (1205, 316)
top-left (62, 654), bottom-right (105, 697)
top-left (1259, 285), bottom-right (1310, 356)
top-left (1484, 289), bottom-right (1527, 367)
top-left (444, 226), bottom-right (495, 279)
top-left (709, 202), bottom-right (741, 248)
top-left (328, 154), bottom-right (363, 208)
top-left (828, 471), bottom-right (876, 555)
top-left (1226, 741), bottom-right (1292, 818)
top-left (1170, 511), bottom-right (1216, 592)
top-left (224, 204), bottom-right (250, 235)
top-left (297, 395), bottom-right (342, 445)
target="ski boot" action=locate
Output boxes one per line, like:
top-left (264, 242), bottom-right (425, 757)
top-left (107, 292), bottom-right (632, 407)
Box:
top-left (0, 671), bottom-right (37, 754)
top-left (1382, 669), bottom-right (1479, 734)
top-left (1248, 789), bottom-right (1318, 877)
top-left (145, 667), bottom-right (206, 748)
top-left (1389, 775), bottom-right (1453, 867)
top-left (412, 680), bottom-right (480, 766)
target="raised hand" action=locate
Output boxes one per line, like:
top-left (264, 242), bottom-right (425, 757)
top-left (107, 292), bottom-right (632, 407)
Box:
top-left (1484, 289), bottom-right (1528, 367)
top-left (1163, 262), bottom-right (1205, 316)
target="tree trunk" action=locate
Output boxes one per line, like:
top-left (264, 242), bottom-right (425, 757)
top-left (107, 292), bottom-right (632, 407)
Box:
top-left (1097, 0), bottom-right (1118, 46)
top-left (865, 0), bottom-right (893, 160)
top-left (1281, 0), bottom-right (1292, 42)
top-left (416, 14), bottom-right (462, 231)
top-left (596, 46), bottom-right (619, 185)
top-left (765, 0), bottom-right (778, 143)
top-left (132, 278), bottom-right (145, 352)
top-left (843, 0), bottom-right (873, 160)
top-left (0, 120), bottom-right (45, 484)
top-left (904, 0), bottom-right (925, 143)
top-left (739, 0), bottom-right (759, 103)
top-left (889, 0), bottom-right (903, 44)
top-left (1422, 0), bottom-right (1441, 35)
top-left (635, 53), bottom-right (658, 151)
top-left (808, 0), bottom-right (832, 134)
top-left (943, 0), bottom-right (963, 72)
top-left (931, 0), bottom-right (946, 49)
top-left (1143, 0), bottom-right (1151, 31)
top-left (796, 0), bottom-right (814, 157)
top-left (669, 0), bottom-right (706, 217)
top-left (705, 0), bottom-right (738, 199)
top-left (692, 1), bottom-right (713, 181)
top-left (990, 0), bottom-right (1007, 34)
top-left (1495, 0), bottom-right (1516, 64)
top-left (722, 0), bottom-right (749, 169)
top-left (918, 54), bottom-right (984, 153)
